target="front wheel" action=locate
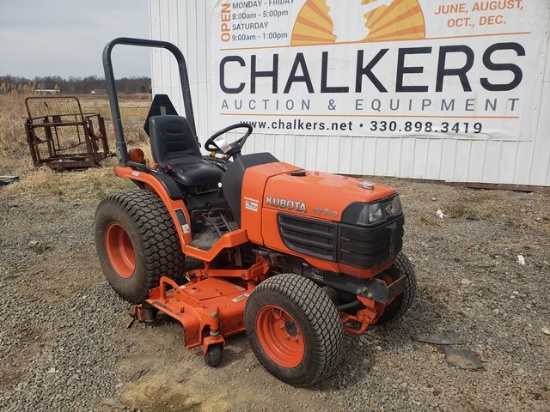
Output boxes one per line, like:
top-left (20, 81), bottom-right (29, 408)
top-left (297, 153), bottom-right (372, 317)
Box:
top-left (244, 274), bottom-right (343, 386)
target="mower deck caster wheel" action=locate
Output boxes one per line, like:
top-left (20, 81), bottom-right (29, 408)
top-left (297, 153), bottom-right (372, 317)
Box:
top-left (205, 343), bottom-right (223, 367)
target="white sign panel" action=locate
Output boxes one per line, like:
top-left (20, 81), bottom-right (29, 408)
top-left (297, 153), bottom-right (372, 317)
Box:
top-left (211, 0), bottom-right (549, 141)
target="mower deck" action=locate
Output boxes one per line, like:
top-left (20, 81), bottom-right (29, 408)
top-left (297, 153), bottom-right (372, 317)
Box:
top-left (132, 276), bottom-right (253, 354)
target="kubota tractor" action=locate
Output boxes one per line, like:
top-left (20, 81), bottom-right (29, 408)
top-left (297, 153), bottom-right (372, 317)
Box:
top-left (95, 38), bottom-right (416, 387)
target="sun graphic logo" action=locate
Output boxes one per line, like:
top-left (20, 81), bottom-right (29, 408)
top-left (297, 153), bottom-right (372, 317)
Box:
top-left (291, 0), bottom-right (426, 45)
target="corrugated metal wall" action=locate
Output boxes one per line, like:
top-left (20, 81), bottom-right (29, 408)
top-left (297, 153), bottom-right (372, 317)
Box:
top-left (149, 0), bottom-right (550, 188)
top-left (149, 0), bottom-right (212, 141)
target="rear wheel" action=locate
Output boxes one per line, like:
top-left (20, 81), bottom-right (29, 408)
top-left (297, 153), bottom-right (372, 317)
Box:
top-left (94, 190), bottom-right (187, 303)
top-left (244, 274), bottom-right (343, 386)
top-left (376, 252), bottom-right (416, 325)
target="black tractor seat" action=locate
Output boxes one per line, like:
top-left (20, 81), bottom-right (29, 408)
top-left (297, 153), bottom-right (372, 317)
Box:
top-left (149, 115), bottom-right (222, 192)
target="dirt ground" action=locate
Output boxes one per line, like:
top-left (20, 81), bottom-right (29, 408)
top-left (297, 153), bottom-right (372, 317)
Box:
top-left (1, 159), bottom-right (549, 411)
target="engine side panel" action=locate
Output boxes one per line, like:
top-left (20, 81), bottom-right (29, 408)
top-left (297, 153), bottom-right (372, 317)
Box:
top-left (240, 161), bottom-right (303, 244)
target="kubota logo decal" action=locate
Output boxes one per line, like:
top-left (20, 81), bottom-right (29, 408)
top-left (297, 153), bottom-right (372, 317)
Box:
top-left (265, 196), bottom-right (307, 212)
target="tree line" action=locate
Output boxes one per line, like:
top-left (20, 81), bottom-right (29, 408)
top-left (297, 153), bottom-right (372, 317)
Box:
top-left (0, 75), bottom-right (151, 95)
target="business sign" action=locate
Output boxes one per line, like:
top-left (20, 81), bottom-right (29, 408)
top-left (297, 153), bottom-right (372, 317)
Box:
top-left (211, 0), bottom-right (549, 140)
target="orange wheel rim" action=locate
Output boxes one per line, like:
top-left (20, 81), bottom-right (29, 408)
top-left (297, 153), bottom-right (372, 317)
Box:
top-left (105, 223), bottom-right (135, 279)
top-left (256, 305), bottom-right (305, 368)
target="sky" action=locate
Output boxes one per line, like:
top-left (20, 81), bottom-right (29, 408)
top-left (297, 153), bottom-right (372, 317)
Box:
top-left (0, 0), bottom-right (151, 79)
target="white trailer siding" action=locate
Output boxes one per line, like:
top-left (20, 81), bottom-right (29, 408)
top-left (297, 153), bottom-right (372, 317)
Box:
top-left (149, 0), bottom-right (550, 188)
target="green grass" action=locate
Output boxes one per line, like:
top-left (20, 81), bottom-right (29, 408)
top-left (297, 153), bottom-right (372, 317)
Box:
top-left (446, 204), bottom-right (478, 219)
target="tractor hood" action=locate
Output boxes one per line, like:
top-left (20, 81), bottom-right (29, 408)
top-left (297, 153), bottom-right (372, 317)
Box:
top-left (262, 168), bottom-right (397, 221)
top-left (240, 161), bottom-right (404, 268)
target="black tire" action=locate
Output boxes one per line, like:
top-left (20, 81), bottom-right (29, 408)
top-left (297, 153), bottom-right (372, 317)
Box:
top-left (376, 252), bottom-right (417, 325)
top-left (244, 274), bottom-right (343, 386)
top-left (94, 190), bottom-right (187, 304)
top-left (205, 343), bottom-right (223, 367)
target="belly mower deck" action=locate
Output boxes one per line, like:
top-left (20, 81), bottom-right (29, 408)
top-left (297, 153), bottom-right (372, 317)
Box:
top-left (131, 276), bottom-right (253, 359)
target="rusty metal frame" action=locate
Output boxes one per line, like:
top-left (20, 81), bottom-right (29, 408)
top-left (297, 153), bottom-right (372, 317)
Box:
top-left (24, 96), bottom-right (110, 170)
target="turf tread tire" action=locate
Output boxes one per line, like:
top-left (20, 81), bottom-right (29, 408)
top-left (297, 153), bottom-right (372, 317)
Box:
top-left (244, 273), bottom-right (343, 386)
top-left (94, 190), bottom-right (187, 303)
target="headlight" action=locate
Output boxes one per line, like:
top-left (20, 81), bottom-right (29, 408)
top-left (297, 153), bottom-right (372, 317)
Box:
top-left (356, 195), bottom-right (402, 226)
top-left (357, 203), bottom-right (383, 225)
top-left (387, 195), bottom-right (402, 215)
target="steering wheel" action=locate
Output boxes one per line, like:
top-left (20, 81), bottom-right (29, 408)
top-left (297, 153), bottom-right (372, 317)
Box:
top-left (205, 123), bottom-right (253, 158)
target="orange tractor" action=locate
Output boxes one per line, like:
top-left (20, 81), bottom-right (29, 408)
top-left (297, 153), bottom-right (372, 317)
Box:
top-left (95, 38), bottom-right (416, 386)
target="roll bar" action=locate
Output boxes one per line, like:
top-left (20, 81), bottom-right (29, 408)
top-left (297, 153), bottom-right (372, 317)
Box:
top-left (102, 37), bottom-right (197, 165)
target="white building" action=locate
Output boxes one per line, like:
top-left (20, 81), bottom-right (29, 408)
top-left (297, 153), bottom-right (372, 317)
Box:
top-left (148, 0), bottom-right (550, 190)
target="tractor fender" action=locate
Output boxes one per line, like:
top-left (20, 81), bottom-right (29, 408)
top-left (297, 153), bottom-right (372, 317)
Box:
top-left (114, 166), bottom-right (192, 247)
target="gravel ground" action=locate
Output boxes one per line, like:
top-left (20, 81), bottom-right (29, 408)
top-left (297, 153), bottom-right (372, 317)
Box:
top-left (0, 165), bottom-right (549, 412)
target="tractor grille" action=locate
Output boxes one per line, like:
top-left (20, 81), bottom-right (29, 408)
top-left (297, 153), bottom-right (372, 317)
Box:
top-left (278, 213), bottom-right (404, 269)
top-left (277, 214), bottom-right (338, 261)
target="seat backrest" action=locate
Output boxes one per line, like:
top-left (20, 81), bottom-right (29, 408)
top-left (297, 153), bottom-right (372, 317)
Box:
top-left (149, 115), bottom-right (201, 165)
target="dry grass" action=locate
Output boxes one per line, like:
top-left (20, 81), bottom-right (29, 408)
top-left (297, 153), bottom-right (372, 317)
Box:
top-left (0, 94), bottom-right (29, 171)
top-left (0, 93), bottom-right (151, 189)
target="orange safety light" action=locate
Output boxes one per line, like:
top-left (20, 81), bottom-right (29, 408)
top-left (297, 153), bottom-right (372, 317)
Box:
top-left (128, 148), bottom-right (145, 164)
